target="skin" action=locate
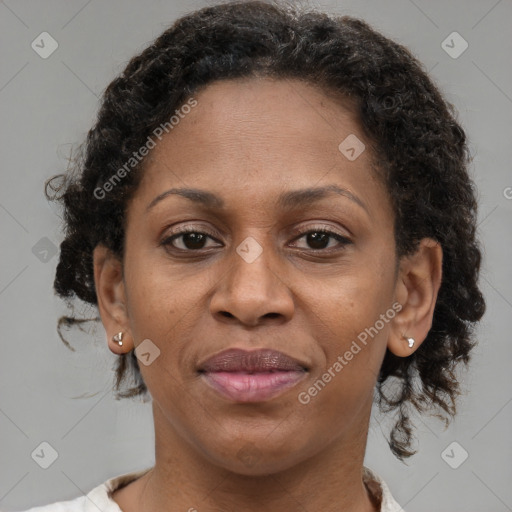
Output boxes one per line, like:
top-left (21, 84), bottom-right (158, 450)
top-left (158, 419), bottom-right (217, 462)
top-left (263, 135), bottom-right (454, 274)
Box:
top-left (93, 77), bottom-right (442, 512)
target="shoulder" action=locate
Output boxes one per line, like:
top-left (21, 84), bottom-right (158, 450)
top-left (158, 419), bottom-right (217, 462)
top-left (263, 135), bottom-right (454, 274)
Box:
top-left (12, 495), bottom-right (90, 512)
top-left (363, 466), bottom-right (406, 512)
top-left (9, 467), bottom-right (153, 512)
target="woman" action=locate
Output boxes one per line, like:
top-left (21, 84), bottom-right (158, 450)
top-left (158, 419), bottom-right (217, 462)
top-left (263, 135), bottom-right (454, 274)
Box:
top-left (19, 1), bottom-right (485, 510)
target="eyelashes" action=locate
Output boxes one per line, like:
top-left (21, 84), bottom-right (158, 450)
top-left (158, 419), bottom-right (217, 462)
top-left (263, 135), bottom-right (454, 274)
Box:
top-left (160, 226), bottom-right (352, 254)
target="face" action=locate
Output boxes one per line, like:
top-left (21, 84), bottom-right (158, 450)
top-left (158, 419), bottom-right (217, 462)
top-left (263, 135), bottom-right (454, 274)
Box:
top-left (96, 77), bottom-right (421, 475)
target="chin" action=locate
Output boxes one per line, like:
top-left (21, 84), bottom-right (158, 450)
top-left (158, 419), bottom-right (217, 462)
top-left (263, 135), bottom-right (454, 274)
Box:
top-left (200, 436), bottom-right (312, 476)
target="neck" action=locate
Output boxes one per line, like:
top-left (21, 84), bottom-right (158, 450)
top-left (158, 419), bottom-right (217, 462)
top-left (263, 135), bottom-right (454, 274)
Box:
top-left (132, 401), bottom-right (379, 512)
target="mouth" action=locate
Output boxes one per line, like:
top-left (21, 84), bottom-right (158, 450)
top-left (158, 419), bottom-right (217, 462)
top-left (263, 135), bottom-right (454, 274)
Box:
top-left (197, 348), bottom-right (309, 403)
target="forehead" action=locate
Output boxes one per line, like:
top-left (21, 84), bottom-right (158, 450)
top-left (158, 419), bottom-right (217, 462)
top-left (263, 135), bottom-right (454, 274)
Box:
top-left (169, 77), bottom-right (362, 158)
top-left (130, 77), bottom-right (389, 218)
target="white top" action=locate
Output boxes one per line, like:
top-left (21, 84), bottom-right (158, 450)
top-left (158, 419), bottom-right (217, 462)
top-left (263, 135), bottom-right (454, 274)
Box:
top-left (14, 466), bottom-right (405, 512)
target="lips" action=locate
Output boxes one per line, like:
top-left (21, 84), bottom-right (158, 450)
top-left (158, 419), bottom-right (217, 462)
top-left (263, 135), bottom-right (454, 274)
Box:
top-left (198, 348), bottom-right (308, 373)
top-left (198, 348), bottom-right (309, 403)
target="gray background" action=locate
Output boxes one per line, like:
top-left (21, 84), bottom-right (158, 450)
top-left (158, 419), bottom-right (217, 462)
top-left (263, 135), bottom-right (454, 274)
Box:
top-left (1, 0), bottom-right (511, 511)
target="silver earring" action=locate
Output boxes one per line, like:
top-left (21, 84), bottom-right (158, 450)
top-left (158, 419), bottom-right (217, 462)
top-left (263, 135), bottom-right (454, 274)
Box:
top-left (404, 335), bottom-right (415, 348)
top-left (113, 332), bottom-right (123, 346)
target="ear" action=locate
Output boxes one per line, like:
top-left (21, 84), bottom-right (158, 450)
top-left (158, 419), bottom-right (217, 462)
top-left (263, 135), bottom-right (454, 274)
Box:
top-left (388, 238), bottom-right (443, 357)
top-left (93, 244), bottom-right (133, 355)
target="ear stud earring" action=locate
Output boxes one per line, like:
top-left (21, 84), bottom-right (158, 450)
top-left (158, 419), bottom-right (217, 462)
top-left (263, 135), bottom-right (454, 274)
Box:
top-left (404, 335), bottom-right (415, 348)
top-left (113, 332), bottom-right (124, 346)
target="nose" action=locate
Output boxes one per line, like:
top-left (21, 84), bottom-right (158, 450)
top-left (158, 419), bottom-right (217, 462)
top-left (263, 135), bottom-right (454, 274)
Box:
top-left (209, 241), bottom-right (295, 327)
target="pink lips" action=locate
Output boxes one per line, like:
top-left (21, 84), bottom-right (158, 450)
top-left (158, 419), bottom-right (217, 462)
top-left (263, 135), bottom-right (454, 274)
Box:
top-left (198, 348), bottom-right (308, 403)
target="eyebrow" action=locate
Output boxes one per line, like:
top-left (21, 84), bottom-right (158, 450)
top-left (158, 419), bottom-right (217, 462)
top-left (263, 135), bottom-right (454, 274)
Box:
top-left (145, 184), bottom-right (368, 214)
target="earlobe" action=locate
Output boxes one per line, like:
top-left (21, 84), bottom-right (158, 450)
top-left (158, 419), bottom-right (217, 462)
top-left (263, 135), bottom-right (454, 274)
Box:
top-left (93, 245), bottom-right (133, 354)
top-left (387, 238), bottom-right (443, 357)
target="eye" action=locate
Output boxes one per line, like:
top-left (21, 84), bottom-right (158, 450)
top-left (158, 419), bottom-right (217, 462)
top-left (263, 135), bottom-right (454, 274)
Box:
top-left (160, 225), bottom-right (352, 254)
top-left (290, 227), bottom-right (352, 251)
top-left (161, 227), bottom-right (221, 252)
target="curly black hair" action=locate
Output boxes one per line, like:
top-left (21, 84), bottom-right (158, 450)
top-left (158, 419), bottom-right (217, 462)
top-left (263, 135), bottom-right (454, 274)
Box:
top-left (46, 0), bottom-right (486, 461)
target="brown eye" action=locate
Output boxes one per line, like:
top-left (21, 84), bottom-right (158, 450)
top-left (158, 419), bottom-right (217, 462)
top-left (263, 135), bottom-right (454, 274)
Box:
top-left (160, 226), bottom-right (351, 255)
top-left (291, 229), bottom-right (352, 251)
top-left (161, 229), bottom-right (221, 251)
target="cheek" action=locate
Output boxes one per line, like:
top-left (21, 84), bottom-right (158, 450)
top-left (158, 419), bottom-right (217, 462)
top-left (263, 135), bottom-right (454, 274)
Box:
top-left (319, 268), bottom-right (394, 340)
top-left (304, 264), bottom-right (395, 396)
top-left (297, 297), bottom-right (391, 434)
top-left (123, 253), bottom-right (187, 346)
top-left (123, 251), bottom-right (213, 375)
